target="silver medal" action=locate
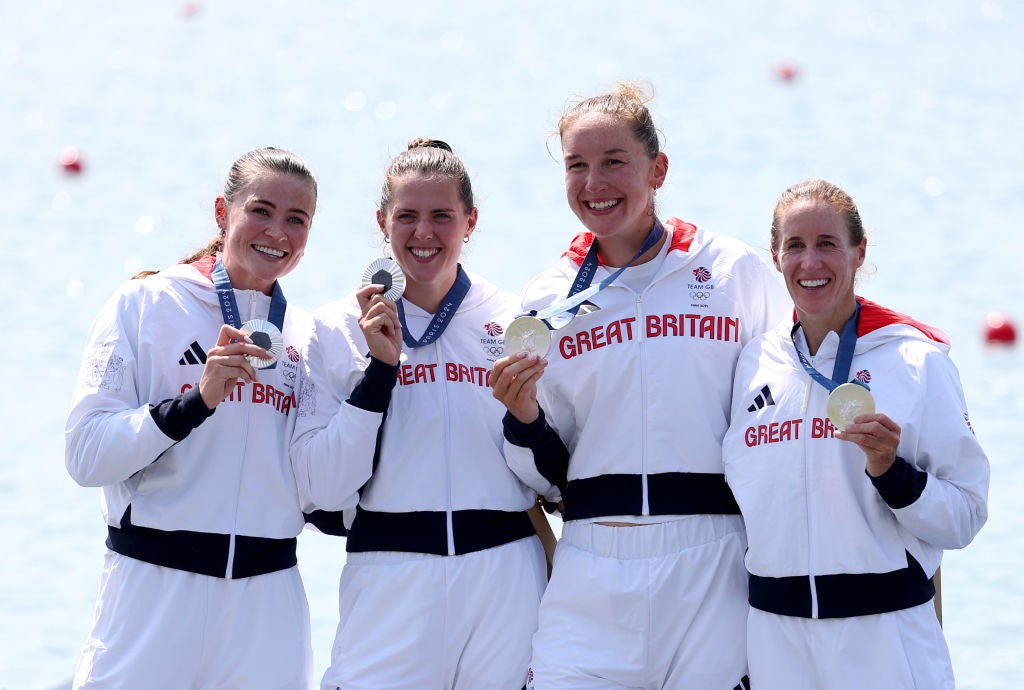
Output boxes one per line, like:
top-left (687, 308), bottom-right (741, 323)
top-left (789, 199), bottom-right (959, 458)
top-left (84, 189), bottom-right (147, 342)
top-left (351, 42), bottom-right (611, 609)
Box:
top-left (240, 319), bottom-right (284, 369)
top-left (361, 258), bottom-right (406, 302)
top-left (505, 315), bottom-right (552, 358)
top-left (826, 382), bottom-right (875, 429)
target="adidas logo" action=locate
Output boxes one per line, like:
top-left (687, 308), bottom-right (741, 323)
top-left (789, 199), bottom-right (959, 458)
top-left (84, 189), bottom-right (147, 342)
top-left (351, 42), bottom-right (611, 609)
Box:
top-left (178, 341), bottom-right (208, 366)
top-left (747, 384), bottom-right (775, 412)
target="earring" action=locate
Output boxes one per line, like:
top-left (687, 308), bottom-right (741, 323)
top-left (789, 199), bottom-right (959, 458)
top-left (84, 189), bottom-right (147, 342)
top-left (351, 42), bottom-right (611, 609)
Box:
top-left (383, 236), bottom-right (390, 244)
top-left (463, 235), bottom-right (470, 244)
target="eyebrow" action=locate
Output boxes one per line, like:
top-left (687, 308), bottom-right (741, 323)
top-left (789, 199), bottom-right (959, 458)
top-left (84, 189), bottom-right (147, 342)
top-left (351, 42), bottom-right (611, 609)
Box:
top-left (394, 206), bottom-right (456, 213)
top-left (253, 198), bottom-right (310, 218)
top-left (564, 147), bottom-right (630, 161)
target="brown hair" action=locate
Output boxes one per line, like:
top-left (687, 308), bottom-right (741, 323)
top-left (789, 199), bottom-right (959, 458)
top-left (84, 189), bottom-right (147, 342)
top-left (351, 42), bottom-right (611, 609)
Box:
top-left (770, 179), bottom-right (865, 252)
top-left (180, 146), bottom-right (317, 264)
top-left (378, 138), bottom-right (474, 214)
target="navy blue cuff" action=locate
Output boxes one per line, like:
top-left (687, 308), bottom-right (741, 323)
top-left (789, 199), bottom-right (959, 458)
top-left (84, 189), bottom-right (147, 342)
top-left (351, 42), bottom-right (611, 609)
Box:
top-left (503, 407), bottom-right (551, 445)
top-left (503, 407), bottom-right (569, 491)
top-left (347, 357), bottom-right (398, 413)
top-left (869, 456), bottom-right (928, 510)
top-left (148, 386), bottom-right (215, 442)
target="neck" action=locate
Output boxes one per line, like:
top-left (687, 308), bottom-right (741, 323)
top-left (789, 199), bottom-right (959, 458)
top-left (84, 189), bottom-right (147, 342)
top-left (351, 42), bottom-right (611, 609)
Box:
top-left (597, 220), bottom-right (665, 268)
top-left (799, 299), bottom-right (858, 356)
top-left (219, 257), bottom-right (274, 295)
top-left (403, 272), bottom-right (456, 314)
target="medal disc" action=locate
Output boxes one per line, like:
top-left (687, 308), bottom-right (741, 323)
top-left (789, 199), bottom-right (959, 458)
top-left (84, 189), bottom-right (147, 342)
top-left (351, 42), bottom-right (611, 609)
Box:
top-left (505, 315), bottom-right (551, 358)
top-left (240, 319), bottom-right (284, 369)
top-left (826, 382), bottom-right (875, 429)
top-left (361, 258), bottom-right (406, 302)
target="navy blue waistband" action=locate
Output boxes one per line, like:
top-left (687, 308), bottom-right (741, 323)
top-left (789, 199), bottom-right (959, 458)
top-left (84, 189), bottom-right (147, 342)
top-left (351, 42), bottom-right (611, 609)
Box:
top-left (106, 507), bottom-right (296, 579)
top-left (748, 551), bottom-right (936, 619)
top-left (562, 472), bottom-right (741, 521)
top-left (346, 507), bottom-right (536, 556)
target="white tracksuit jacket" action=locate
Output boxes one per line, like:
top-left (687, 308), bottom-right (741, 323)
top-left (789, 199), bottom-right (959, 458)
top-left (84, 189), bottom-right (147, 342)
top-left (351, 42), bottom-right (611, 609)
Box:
top-left (722, 297), bottom-right (990, 619)
top-left (65, 257), bottom-right (381, 578)
top-left (504, 218), bottom-right (791, 521)
top-left (290, 270), bottom-right (539, 555)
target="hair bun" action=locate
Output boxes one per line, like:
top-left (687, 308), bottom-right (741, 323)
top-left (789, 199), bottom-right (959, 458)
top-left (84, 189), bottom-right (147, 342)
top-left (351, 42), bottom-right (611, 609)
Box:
top-left (407, 138), bottom-right (453, 153)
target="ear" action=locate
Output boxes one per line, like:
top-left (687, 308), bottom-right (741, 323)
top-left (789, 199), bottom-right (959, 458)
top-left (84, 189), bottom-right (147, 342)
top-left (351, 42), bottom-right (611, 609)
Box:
top-left (771, 249), bottom-right (782, 272)
top-left (215, 197), bottom-right (228, 233)
top-left (376, 209), bottom-right (387, 237)
top-left (650, 152), bottom-right (669, 190)
top-left (856, 236), bottom-right (867, 267)
top-left (465, 207), bottom-right (479, 239)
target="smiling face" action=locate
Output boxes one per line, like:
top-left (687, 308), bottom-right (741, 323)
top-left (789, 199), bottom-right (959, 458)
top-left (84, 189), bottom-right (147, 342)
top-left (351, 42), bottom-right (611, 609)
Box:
top-left (377, 172), bottom-right (477, 312)
top-left (773, 199), bottom-right (866, 333)
top-left (560, 112), bottom-right (667, 263)
top-left (215, 171), bottom-right (315, 294)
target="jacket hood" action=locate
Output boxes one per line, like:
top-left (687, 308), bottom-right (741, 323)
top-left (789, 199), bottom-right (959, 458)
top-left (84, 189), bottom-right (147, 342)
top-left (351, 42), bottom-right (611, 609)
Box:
top-left (561, 217), bottom-right (700, 267)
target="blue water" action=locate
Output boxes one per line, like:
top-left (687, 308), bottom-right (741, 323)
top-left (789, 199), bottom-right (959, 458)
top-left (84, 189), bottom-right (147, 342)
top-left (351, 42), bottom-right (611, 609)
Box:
top-left (2, 1), bottom-right (1021, 687)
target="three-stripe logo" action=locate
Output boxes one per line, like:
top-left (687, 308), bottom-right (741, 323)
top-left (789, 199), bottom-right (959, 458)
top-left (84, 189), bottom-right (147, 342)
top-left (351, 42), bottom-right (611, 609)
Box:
top-left (746, 384), bottom-right (775, 412)
top-left (178, 341), bottom-right (207, 366)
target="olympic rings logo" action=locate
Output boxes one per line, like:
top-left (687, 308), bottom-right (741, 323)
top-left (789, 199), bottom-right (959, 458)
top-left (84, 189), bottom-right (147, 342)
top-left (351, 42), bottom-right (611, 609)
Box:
top-left (485, 345), bottom-right (505, 357)
top-left (690, 291), bottom-right (712, 300)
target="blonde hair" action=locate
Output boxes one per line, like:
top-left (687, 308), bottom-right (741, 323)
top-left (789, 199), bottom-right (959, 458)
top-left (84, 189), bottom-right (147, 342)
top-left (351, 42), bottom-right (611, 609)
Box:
top-left (558, 81), bottom-right (662, 159)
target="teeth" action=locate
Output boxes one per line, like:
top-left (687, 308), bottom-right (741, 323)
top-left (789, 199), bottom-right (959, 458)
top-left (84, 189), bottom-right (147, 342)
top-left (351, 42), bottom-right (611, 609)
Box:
top-left (410, 248), bottom-right (440, 258)
top-left (588, 200), bottom-right (618, 210)
top-left (799, 279), bottom-right (828, 288)
top-left (253, 245), bottom-right (285, 258)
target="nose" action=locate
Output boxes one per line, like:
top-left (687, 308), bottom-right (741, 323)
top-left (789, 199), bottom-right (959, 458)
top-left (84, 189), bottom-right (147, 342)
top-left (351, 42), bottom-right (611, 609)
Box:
top-left (412, 219), bottom-right (434, 240)
top-left (264, 218), bottom-right (289, 242)
top-left (584, 168), bottom-right (607, 193)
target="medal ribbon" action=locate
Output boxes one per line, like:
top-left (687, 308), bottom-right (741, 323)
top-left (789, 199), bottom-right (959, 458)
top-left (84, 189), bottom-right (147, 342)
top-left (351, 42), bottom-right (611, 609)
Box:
top-left (211, 259), bottom-right (287, 369)
top-left (397, 265), bottom-right (472, 348)
top-left (791, 301), bottom-right (868, 392)
top-left (527, 219), bottom-right (666, 328)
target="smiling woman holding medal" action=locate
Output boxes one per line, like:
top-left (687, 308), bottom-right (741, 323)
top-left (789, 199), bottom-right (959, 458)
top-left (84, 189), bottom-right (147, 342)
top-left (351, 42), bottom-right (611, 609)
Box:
top-left (64, 147), bottom-right (346, 688)
top-left (490, 83), bottom-right (789, 689)
top-left (722, 179), bottom-right (990, 689)
top-left (291, 138), bottom-right (548, 690)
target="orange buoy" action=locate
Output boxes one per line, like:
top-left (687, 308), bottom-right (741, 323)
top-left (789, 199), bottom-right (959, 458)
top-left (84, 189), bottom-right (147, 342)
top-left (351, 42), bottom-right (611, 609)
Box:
top-left (983, 312), bottom-right (1017, 345)
top-left (59, 147), bottom-right (83, 175)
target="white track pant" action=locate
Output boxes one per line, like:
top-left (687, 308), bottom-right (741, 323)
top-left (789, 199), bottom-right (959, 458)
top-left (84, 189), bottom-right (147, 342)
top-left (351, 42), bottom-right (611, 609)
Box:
top-left (73, 551), bottom-right (312, 690)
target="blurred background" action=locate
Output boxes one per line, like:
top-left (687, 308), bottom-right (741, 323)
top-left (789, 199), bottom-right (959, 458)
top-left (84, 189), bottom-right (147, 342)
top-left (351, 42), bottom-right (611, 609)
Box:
top-left (1, 1), bottom-right (1021, 687)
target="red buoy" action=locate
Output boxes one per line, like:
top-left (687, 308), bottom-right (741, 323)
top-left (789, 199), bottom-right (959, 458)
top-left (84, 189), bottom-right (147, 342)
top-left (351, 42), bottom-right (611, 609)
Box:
top-left (776, 63), bottom-right (799, 82)
top-left (59, 147), bottom-right (83, 175)
top-left (983, 312), bottom-right (1017, 345)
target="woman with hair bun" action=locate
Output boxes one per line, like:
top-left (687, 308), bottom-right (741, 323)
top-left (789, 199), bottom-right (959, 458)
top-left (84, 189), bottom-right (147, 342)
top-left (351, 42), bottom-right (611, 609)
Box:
top-left (490, 83), bottom-right (790, 689)
top-left (292, 138), bottom-right (547, 689)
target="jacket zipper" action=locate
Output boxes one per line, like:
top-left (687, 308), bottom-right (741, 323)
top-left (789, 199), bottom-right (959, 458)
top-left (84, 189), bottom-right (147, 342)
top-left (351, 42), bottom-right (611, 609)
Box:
top-left (438, 339), bottom-right (456, 556)
top-left (636, 292), bottom-right (650, 516)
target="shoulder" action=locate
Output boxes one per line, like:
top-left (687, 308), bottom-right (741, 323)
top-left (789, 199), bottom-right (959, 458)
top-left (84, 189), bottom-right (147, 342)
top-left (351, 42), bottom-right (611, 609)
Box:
top-left (665, 217), bottom-right (774, 271)
top-left (312, 291), bottom-right (362, 331)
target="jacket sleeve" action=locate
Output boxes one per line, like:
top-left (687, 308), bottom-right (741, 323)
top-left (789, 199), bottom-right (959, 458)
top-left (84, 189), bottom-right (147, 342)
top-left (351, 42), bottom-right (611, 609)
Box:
top-left (65, 288), bottom-right (180, 487)
top-left (870, 348), bottom-right (989, 549)
top-left (503, 407), bottom-right (567, 500)
top-left (290, 318), bottom-right (394, 513)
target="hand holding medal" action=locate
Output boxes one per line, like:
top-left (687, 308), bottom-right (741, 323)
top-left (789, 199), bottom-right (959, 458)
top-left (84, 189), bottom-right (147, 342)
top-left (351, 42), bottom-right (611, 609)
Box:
top-left (358, 258), bottom-right (406, 365)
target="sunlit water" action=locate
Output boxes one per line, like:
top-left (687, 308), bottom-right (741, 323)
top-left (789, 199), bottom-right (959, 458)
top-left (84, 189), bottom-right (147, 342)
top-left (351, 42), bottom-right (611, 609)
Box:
top-left (2, 1), bottom-right (1021, 687)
